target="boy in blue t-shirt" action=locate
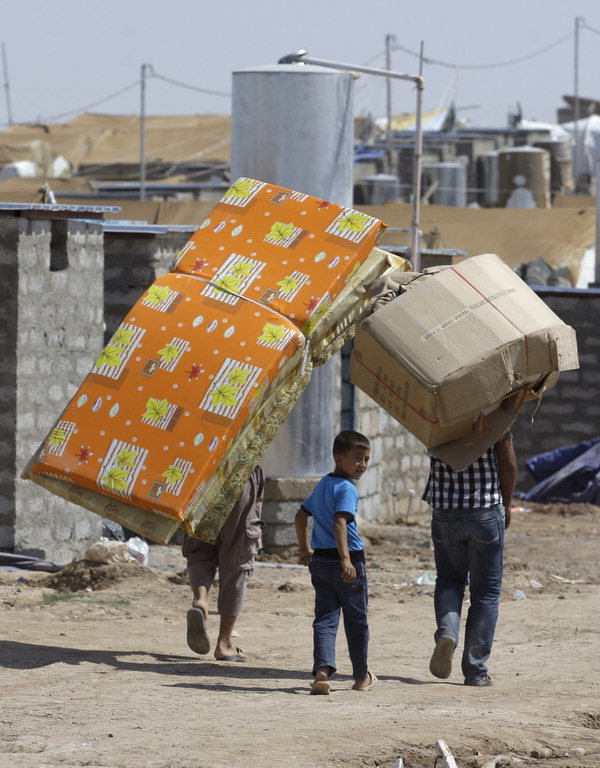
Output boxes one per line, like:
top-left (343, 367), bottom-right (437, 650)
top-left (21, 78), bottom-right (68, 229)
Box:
top-left (295, 430), bottom-right (376, 695)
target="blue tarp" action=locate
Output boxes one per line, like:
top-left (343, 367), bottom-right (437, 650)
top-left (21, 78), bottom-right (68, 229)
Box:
top-left (354, 148), bottom-right (386, 163)
top-left (522, 438), bottom-right (600, 503)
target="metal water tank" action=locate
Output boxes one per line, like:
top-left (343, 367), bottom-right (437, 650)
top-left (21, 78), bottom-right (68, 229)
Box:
top-left (232, 64), bottom-right (354, 204)
top-left (497, 146), bottom-right (551, 208)
top-left (479, 150), bottom-right (499, 206)
top-left (534, 139), bottom-right (573, 193)
top-left (355, 173), bottom-right (401, 205)
top-left (231, 63), bottom-right (355, 478)
top-left (422, 161), bottom-right (467, 207)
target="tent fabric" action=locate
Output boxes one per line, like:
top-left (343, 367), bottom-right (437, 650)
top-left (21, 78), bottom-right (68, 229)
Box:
top-left (526, 438), bottom-right (600, 482)
top-left (522, 439), bottom-right (600, 504)
top-left (0, 113), bottom-right (231, 170)
top-left (367, 201), bottom-right (595, 284)
top-left (0, 178), bottom-right (593, 284)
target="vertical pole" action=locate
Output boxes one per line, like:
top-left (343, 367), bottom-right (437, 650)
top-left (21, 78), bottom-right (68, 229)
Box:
top-left (140, 63), bottom-right (149, 201)
top-left (1, 42), bottom-right (13, 125)
top-left (573, 16), bottom-right (582, 190)
top-left (594, 132), bottom-right (600, 286)
top-left (385, 34), bottom-right (395, 174)
top-left (411, 75), bottom-right (423, 271)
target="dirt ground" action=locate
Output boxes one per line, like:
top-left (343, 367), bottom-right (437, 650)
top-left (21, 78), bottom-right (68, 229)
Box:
top-left (1, 502), bottom-right (599, 768)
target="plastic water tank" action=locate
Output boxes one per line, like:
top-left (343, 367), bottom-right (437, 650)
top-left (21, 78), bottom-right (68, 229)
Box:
top-left (497, 146), bottom-right (550, 208)
top-left (534, 139), bottom-right (573, 193)
top-left (479, 151), bottom-right (499, 206)
top-left (422, 162), bottom-right (467, 207)
top-left (355, 173), bottom-right (401, 205)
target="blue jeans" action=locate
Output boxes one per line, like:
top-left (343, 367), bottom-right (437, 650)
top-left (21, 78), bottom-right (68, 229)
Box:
top-left (309, 557), bottom-right (369, 680)
top-left (431, 504), bottom-right (505, 681)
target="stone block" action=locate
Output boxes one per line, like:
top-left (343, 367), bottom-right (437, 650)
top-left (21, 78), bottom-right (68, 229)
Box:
top-left (265, 476), bottom-right (320, 502)
top-left (262, 523), bottom-right (298, 548)
top-left (262, 501), bottom-right (299, 525)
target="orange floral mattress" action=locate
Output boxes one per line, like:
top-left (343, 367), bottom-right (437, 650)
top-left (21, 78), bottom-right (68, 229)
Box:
top-left (25, 178), bottom-right (398, 543)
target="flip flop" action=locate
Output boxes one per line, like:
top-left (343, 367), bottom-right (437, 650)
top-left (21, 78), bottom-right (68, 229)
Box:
top-left (310, 679), bottom-right (331, 695)
top-left (215, 647), bottom-right (247, 662)
top-left (186, 607), bottom-right (210, 655)
top-left (352, 671), bottom-right (377, 691)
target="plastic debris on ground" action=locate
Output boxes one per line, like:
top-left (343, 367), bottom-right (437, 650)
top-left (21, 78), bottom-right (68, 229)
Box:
top-left (83, 537), bottom-right (149, 566)
top-left (521, 437), bottom-right (600, 503)
top-left (0, 552), bottom-right (64, 572)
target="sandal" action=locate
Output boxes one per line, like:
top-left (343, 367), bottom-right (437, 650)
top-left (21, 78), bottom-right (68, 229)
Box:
top-left (352, 671), bottom-right (377, 691)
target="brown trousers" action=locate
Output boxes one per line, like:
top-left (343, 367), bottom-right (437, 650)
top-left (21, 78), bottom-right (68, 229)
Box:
top-left (182, 466), bottom-right (264, 616)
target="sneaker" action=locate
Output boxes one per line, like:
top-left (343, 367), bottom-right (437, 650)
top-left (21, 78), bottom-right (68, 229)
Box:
top-left (429, 635), bottom-right (455, 679)
top-left (464, 674), bottom-right (492, 687)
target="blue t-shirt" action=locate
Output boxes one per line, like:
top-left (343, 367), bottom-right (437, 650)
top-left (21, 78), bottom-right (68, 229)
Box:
top-left (302, 474), bottom-right (364, 551)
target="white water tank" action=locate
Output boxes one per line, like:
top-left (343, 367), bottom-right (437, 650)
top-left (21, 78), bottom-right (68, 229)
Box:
top-left (355, 173), bottom-right (401, 205)
top-left (232, 64), bottom-right (354, 204)
top-left (422, 161), bottom-right (467, 207)
top-left (479, 150), bottom-right (499, 206)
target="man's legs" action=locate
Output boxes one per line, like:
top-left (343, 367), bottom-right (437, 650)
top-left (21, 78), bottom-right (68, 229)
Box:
top-left (182, 536), bottom-right (218, 655)
top-left (212, 566), bottom-right (251, 660)
top-left (430, 511), bottom-right (469, 678)
top-left (211, 471), bottom-right (262, 660)
top-left (462, 505), bottom-right (504, 683)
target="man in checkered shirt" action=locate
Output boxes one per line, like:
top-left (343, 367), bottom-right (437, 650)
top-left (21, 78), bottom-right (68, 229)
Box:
top-left (423, 431), bottom-right (517, 687)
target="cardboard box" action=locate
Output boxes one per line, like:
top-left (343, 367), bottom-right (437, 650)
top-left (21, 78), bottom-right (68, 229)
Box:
top-left (350, 253), bottom-right (579, 454)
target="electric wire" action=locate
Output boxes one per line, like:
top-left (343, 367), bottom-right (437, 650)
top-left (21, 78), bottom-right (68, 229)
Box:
top-left (151, 71), bottom-right (230, 98)
top-left (392, 31), bottom-right (573, 70)
top-left (582, 21), bottom-right (600, 36)
top-left (32, 80), bottom-right (141, 124)
top-left (5, 24), bottom-right (588, 128)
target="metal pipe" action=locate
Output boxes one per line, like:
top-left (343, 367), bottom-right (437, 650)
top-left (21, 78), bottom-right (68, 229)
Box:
top-left (574, 16), bottom-right (583, 189)
top-left (1, 42), bottom-right (13, 125)
top-left (278, 50), bottom-right (424, 270)
top-left (140, 63), bottom-right (149, 201)
top-left (385, 34), bottom-right (396, 174)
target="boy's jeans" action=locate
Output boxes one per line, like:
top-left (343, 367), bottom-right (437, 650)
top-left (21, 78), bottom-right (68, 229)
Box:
top-left (309, 557), bottom-right (369, 681)
top-left (431, 504), bottom-right (505, 681)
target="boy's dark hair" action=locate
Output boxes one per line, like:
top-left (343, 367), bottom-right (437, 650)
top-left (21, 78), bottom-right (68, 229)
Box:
top-left (333, 430), bottom-right (370, 455)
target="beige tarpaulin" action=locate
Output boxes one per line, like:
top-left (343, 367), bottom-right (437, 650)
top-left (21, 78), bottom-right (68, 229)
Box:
top-left (0, 113), bottom-right (231, 170)
top-left (0, 176), bottom-right (595, 283)
top-left (0, 175), bottom-right (95, 202)
top-left (363, 201), bottom-right (595, 283)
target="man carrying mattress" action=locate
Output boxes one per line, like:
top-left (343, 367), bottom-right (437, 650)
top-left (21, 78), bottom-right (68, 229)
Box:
top-left (183, 466), bottom-right (264, 662)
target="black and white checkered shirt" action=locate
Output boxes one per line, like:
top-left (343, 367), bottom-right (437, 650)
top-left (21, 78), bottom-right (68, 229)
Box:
top-left (422, 446), bottom-right (501, 511)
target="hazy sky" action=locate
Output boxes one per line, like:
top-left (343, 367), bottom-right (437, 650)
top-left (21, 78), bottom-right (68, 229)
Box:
top-left (2, 0), bottom-right (600, 129)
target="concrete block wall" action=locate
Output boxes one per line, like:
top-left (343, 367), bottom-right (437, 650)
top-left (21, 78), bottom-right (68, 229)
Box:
top-left (103, 231), bottom-right (193, 342)
top-left (4, 213), bottom-right (596, 560)
top-left (261, 477), bottom-right (318, 550)
top-left (1, 213), bottom-right (105, 561)
top-left (354, 388), bottom-right (431, 524)
top-left (510, 292), bottom-right (600, 490)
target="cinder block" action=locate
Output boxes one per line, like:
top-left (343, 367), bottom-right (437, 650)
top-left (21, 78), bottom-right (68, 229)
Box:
top-left (262, 523), bottom-right (298, 548)
top-left (261, 500), bottom-right (299, 525)
top-left (265, 476), bottom-right (320, 502)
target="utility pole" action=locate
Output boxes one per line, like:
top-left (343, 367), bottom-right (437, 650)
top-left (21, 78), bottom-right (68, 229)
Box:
top-left (1, 42), bottom-right (13, 125)
top-left (574, 16), bottom-right (583, 191)
top-left (385, 34), bottom-right (396, 173)
top-left (140, 63), bottom-right (151, 201)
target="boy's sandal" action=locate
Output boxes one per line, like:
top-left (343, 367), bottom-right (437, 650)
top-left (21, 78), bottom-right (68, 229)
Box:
top-left (352, 671), bottom-right (377, 691)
